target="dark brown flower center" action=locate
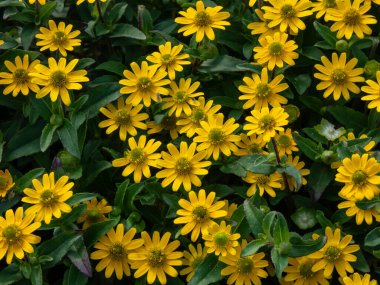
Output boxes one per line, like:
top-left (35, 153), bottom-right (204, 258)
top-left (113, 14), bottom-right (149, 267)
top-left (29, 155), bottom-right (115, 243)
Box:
top-left (256, 175), bottom-right (270, 185)
top-left (352, 170), bottom-right (367, 185)
top-left (237, 258), bottom-right (253, 274)
top-left (51, 71), bottom-right (67, 88)
top-left (2, 225), bottom-right (20, 244)
top-left (277, 134), bottom-right (292, 147)
top-left (148, 250), bottom-right (165, 267)
top-left (194, 11), bottom-right (212, 27)
top-left (109, 243), bottom-right (125, 260)
top-left (208, 128), bottom-right (224, 144)
top-left (86, 209), bottom-right (102, 222)
top-left (299, 260), bottom-right (315, 278)
top-left (115, 110), bottom-right (131, 125)
top-left (324, 246), bottom-right (341, 262)
top-left (137, 77), bottom-right (152, 91)
top-left (259, 114), bottom-right (276, 130)
top-left (176, 157), bottom-right (192, 175)
top-left (331, 69), bottom-right (347, 85)
top-left (175, 91), bottom-right (188, 103)
top-left (161, 54), bottom-right (174, 65)
top-left (256, 83), bottom-right (271, 98)
top-left (281, 4), bottom-right (296, 18)
top-left (53, 31), bottom-right (68, 45)
top-left (192, 109), bottom-right (206, 122)
top-left (192, 206), bottom-right (208, 222)
top-left (40, 190), bottom-right (56, 205)
top-left (162, 116), bottom-right (177, 130)
top-left (344, 8), bottom-right (360, 26)
top-left (128, 148), bottom-right (146, 164)
top-left (0, 177), bottom-right (8, 189)
top-left (13, 69), bottom-right (29, 84)
top-left (268, 42), bottom-right (283, 56)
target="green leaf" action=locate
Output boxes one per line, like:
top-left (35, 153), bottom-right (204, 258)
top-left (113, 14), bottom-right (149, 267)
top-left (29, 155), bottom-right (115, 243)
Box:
top-left (40, 123), bottom-right (58, 152)
top-left (81, 161), bottom-right (112, 187)
top-left (313, 21), bottom-right (336, 47)
top-left (57, 119), bottom-right (81, 158)
top-left (238, 154), bottom-right (276, 174)
top-left (188, 254), bottom-right (223, 285)
top-left (328, 106), bottom-right (367, 132)
top-left (299, 96), bottom-right (324, 114)
top-left (0, 264), bottom-right (23, 285)
top-left (315, 210), bottom-right (334, 229)
top-left (67, 237), bottom-right (92, 278)
top-left (14, 168), bottom-right (45, 191)
top-left (303, 128), bottom-right (328, 144)
top-left (138, 5), bottom-right (153, 35)
top-left (21, 25), bottom-right (38, 50)
top-left (353, 250), bottom-right (370, 273)
top-left (276, 163), bottom-right (302, 191)
top-left (96, 61), bottom-right (126, 76)
top-left (286, 74), bottom-right (311, 95)
top-left (315, 119), bottom-right (345, 141)
top-left (38, 1), bottom-right (57, 24)
top-left (125, 183), bottom-right (146, 213)
top-left (30, 264), bottom-right (43, 285)
top-left (293, 133), bottom-right (322, 161)
top-left (241, 238), bottom-right (268, 257)
top-left (220, 160), bottom-right (247, 177)
top-left (230, 205), bottom-right (251, 238)
top-left (83, 219), bottom-right (119, 247)
top-left (288, 233), bottom-right (325, 257)
top-left (66, 193), bottom-right (98, 205)
top-left (301, 47), bottom-right (324, 61)
top-left (107, 2), bottom-right (128, 24)
top-left (110, 23), bottom-right (146, 40)
top-left (356, 198), bottom-right (380, 210)
top-left (63, 265), bottom-right (88, 285)
top-left (114, 179), bottom-right (130, 209)
top-left (364, 227), bottom-right (380, 249)
top-left (273, 212), bottom-right (290, 245)
top-left (262, 211), bottom-right (276, 237)
top-left (308, 163), bottom-right (334, 199)
top-left (243, 199), bottom-right (264, 238)
top-left (271, 248), bottom-right (288, 278)
top-left (198, 55), bottom-right (246, 73)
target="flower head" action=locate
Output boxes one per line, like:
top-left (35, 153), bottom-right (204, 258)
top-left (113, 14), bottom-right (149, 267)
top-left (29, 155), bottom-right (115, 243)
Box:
top-left (248, 9), bottom-right (280, 40)
top-left (284, 256), bottom-right (329, 285)
top-left (312, 0), bottom-right (338, 20)
top-left (147, 115), bottom-right (181, 140)
top-left (77, 198), bottom-right (112, 229)
top-left (180, 244), bottom-right (207, 282)
top-left (342, 273), bottom-right (378, 285)
top-left (338, 198), bottom-right (380, 225)
top-left (234, 134), bottom-right (268, 156)
top-left (202, 221), bottom-right (240, 256)
top-left (243, 171), bottom-right (283, 197)
top-left (275, 128), bottom-right (298, 157)
top-left (361, 71), bottom-right (380, 112)
top-left (0, 169), bottom-right (15, 198)
top-left (284, 155), bottom-right (310, 191)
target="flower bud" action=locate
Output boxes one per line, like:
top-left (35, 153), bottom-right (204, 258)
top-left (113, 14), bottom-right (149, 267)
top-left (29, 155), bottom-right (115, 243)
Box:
top-left (335, 40), bottom-right (348, 53)
top-left (364, 60), bottom-right (380, 79)
top-left (283, 104), bottom-right (300, 123)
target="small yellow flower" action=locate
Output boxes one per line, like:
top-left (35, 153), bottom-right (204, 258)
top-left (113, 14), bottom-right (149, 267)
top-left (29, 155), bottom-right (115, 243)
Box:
top-left (284, 155), bottom-right (310, 191)
top-left (339, 132), bottom-right (376, 153)
top-left (222, 200), bottom-right (238, 220)
top-left (0, 169), bottom-right (15, 198)
top-left (342, 273), bottom-right (378, 285)
top-left (35, 20), bottom-right (81, 57)
top-left (77, 198), bottom-right (112, 229)
top-left (146, 42), bottom-right (191, 80)
top-left (0, 207), bottom-right (41, 264)
top-left (77, 0), bottom-right (107, 5)
top-left (249, 0), bottom-right (257, 7)
top-left (247, 9), bottom-right (279, 40)
top-left (174, 189), bottom-right (227, 241)
top-left (243, 171), bottom-right (283, 197)
top-left (338, 198), bottom-right (380, 225)
top-left (312, 0), bottom-right (338, 21)
top-left (234, 134), bottom-right (268, 156)
top-left (175, 0), bottom-right (231, 42)
top-left (29, 0), bottom-right (46, 4)
top-left (180, 243), bottom-right (207, 282)
top-left (275, 128), bottom-right (298, 157)
top-left (361, 71), bottom-right (380, 112)
top-left (147, 115), bottom-right (181, 140)
top-left (0, 39), bottom-right (4, 46)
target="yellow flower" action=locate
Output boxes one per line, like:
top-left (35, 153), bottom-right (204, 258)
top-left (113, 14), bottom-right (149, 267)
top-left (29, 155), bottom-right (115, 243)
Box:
top-left (284, 155), bottom-right (310, 191)
top-left (35, 20), bottom-right (81, 57)
top-left (314, 53), bottom-right (364, 101)
top-left (239, 67), bottom-right (288, 110)
top-left (234, 134), bottom-right (268, 156)
top-left (119, 61), bottom-right (170, 107)
top-left (373, 0), bottom-right (380, 4)
top-left (0, 39), bottom-right (4, 46)
top-left (0, 55), bottom-right (40, 96)
top-left (146, 42), bottom-right (191, 80)
top-left (156, 142), bottom-right (211, 192)
top-left (243, 107), bottom-right (289, 142)
top-left (98, 97), bottom-right (149, 141)
top-left (90, 225), bottom-right (143, 280)
top-left (163, 78), bottom-right (204, 117)
top-left (0, 207), bottom-right (41, 264)
top-left (22, 172), bottom-right (73, 224)
top-left (180, 243), bottom-right (208, 282)
top-left (202, 220), bottom-right (240, 256)
top-left (361, 71), bottom-right (380, 112)
top-left (0, 169), bottom-right (15, 198)
top-left (28, 0), bottom-right (46, 4)
top-left (243, 171), bottom-right (283, 197)
top-left (219, 239), bottom-right (268, 285)
top-left (253, 32), bottom-right (299, 71)
top-left (275, 128), bottom-right (298, 157)
top-left (177, 97), bottom-right (221, 138)
top-left (338, 198), bottom-right (380, 225)
top-left (249, 0), bottom-right (257, 6)
top-left (222, 200), bottom-right (238, 220)
top-left (76, 198), bottom-right (112, 229)
top-left (283, 256), bottom-right (329, 285)
top-left (147, 115), bottom-right (181, 140)
top-left (77, 0), bottom-right (107, 5)
top-left (342, 273), bottom-right (378, 285)
top-left (174, 189), bottom-right (227, 241)
top-left (112, 135), bottom-right (161, 183)
top-left (262, 0), bottom-right (313, 35)
top-left (129, 231), bottom-right (183, 284)
top-left (247, 9), bottom-right (279, 40)
top-left (194, 113), bottom-right (241, 160)
top-left (312, 0), bottom-right (338, 20)
top-left (339, 132), bottom-right (376, 152)
top-left (326, 0), bottom-right (377, 39)
top-left (309, 227), bottom-right (360, 277)
top-left (175, 0), bottom-right (231, 42)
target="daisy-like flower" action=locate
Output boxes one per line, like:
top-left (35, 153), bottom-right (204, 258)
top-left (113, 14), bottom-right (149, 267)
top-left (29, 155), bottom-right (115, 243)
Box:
top-left (361, 71), bottom-right (380, 112)
top-left (180, 244), bottom-right (208, 282)
top-left (283, 256), bottom-right (329, 285)
top-left (243, 107), bottom-right (289, 142)
top-left (275, 128), bottom-right (298, 157)
top-left (284, 155), bottom-right (310, 191)
top-left (22, 172), bottom-right (73, 224)
top-left (194, 113), bottom-right (241, 160)
top-left (28, 0), bottom-right (46, 4)
top-left (253, 32), bottom-right (299, 71)
top-left (177, 97), bottom-right (221, 138)
top-left (248, 9), bottom-right (279, 40)
top-left (309, 227), bottom-right (360, 277)
top-left (326, 0), bottom-right (377, 39)
top-left (222, 200), bottom-right (238, 221)
top-left (112, 135), bottom-right (161, 183)
top-left (76, 198), bottom-right (112, 229)
top-left (338, 198), bottom-right (380, 225)
top-left (147, 115), bottom-right (181, 140)
top-left (156, 142), bottom-right (211, 192)
top-left (219, 240), bottom-right (268, 285)
top-left (202, 221), bottom-right (240, 256)
top-left (0, 169), bottom-right (15, 198)
top-left (243, 171), bottom-right (283, 197)
top-left (77, 0), bottom-right (107, 5)
top-left (342, 273), bottom-right (378, 285)
top-left (119, 61), bottom-right (170, 107)
top-left (162, 78), bottom-right (204, 117)
top-left (31, 57), bottom-right (89, 106)
top-left (238, 67), bottom-right (288, 110)
top-left (262, 0), bottom-right (313, 35)
top-left (174, 189), bottom-right (227, 241)
top-left (0, 207), bottom-right (41, 264)
top-left (129, 231), bottom-right (183, 285)
top-left (234, 134), bottom-right (268, 156)
top-left (175, 0), bottom-right (231, 42)
top-left (146, 42), bottom-right (191, 80)
top-left (312, 0), bottom-right (338, 20)
top-left (0, 55), bottom-right (40, 97)
top-left (314, 53), bottom-right (364, 101)
top-left (90, 225), bottom-right (143, 280)
top-left (35, 20), bottom-right (81, 57)
top-left (335, 153), bottom-right (380, 200)
top-left (98, 97), bottom-right (149, 141)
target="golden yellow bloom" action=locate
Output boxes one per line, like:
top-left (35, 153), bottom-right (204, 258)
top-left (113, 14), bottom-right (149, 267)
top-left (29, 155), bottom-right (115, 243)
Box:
top-left (326, 0), bottom-right (377, 39)
top-left (77, 198), bottom-right (112, 229)
top-left (129, 231), bottom-right (183, 284)
top-left (119, 61), bottom-right (170, 107)
top-left (0, 39), bottom-right (4, 46)
top-left (175, 0), bottom-right (231, 42)
top-left (98, 97), bottom-right (149, 141)
top-left (314, 53), bottom-right (364, 101)
top-left (112, 135), bottom-right (161, 183)
top-left (338, 198), bottom-right (380, 225)
top-left (194, 113), bottom-right (241, 160)
top-left (342, 273), bottom-right (378, 285)
top-left (146, 42), bottom-right (191, 80)
top-left (253, 32), bottom-right (299, 70)
top-left (219, 240), bottom-right (268, 285)
top-left (239, 67), bottom-right (288, 110)
top-left (177, 97), bottom-right (221, 138)
top-left (309, 227), bottom-right (359, 277)
top-left (180, 243), bottom-right (207, 282)
top-left (35, 20), bottom-right (81, 57)
top-left (249, 0), bottom-right (257, 6)
top-left (234, 134), bottom-right (268, 156)
top-left (262, 0), bottom-right (313, 35)
top-left (373, 0), bottom-right (380, 4)
top-left (248, 9), bottom-right (279, 40)
top-left (77, 0), bottom-right (107, 5)
top-left (222, 200), bottom-right (238, 220)
top-left (163, 78), bottom-right (204, 117)
top-left (0, 169), bottom-right (15, 198)
top-left (147, 115), bottom-right (181, 140)
top-left (29, 0), bottom-right (46, 4)
top-left (174, 189), bottom-right (227, 241)
top-left (275, 128), bottom-right (298, 157)
top-left (90, 225), bottom-right (143, 280)
top-left (284, 155), bottom-right (310, 191)
top-left (361, 71), bottom-right (380, 112)
top-left (339, 132), bottom-right (376, 153)
top-left (244, 107), bottom-right (289, 142)
top-left (312, 0), bottom-right (338, 20)
top-left (243, 171), bottom-right (283, 197)
top-left (0, 207), bottom-right (41, 264)
top-left (202, 221), bottom-right (240, 256)
top-left (0, 55), bottom-right (40, 96)
top-left (156, 142), bottom-right (211, 192)
top-left (22, 172), bottom-right (73, 224)
top-left (284, 256), bottom-right (329, 285)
